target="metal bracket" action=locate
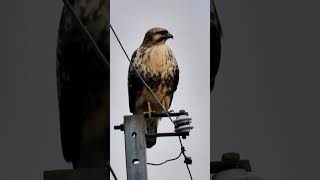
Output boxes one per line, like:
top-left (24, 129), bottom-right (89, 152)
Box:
top-left (113, 112), bottom-right (192, 180)
top-left (146, 132), bottom-right (189, 139)
top-left (123, 115), bottom-right (147, 180)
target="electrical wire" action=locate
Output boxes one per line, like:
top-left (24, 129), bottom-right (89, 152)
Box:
top-left (109, 165), bottom-right (118, 180)
top-left (147, 149), bottom-right (183, 166)
top-left (62, 0), bottom-right (110, 69)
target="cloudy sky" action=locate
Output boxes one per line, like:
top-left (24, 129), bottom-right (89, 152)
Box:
top-left (110, 0), bottom-right (210, 179)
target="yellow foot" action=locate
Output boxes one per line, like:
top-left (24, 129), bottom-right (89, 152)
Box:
top-left (144, 101), bottom-right (155, 118)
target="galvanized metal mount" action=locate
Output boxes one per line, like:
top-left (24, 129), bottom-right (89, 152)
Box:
top-left (113, 111), bottom-right (192, 180)
top-left (123, 115), bottom-right (148, 180)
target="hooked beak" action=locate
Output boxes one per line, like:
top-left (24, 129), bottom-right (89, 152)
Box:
top-left (166, 32), bottom-right (173, 39)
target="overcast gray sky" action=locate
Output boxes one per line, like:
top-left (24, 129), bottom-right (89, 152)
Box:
top-left (110, 0), bottom-right (210, 179)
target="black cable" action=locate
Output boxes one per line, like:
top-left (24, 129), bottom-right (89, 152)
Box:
top-left (110, 24), bottom-right (193, 180)
top-left (62, 0), bottom-right (110, 69)
top-left (109, 165), bottom-right (118, 180)
top-left (186, 164), bottom-right (193, 180)
top-left (147, 150), bottom-right (183, 166)
top-left (105, 161), bottom-right (118, 180)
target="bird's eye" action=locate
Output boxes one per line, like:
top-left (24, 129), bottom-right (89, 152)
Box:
top-left (159, 31), bottom-right (167, 35)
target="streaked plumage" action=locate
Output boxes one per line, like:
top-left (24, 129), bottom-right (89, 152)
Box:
top-left (128, 27), bottom-right (179, 148)
top-left (56, 0), bottom-right (109, 168)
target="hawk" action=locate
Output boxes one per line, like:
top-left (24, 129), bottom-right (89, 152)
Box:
top-left (56, 0), bottom-right (109, 168)
top-left (128, 27), bottom-right (179, 148)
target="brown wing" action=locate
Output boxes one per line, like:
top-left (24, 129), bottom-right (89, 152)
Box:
top-left (128, 50), bottom-right (144, 113)
top-left (168, 63), bottom-right (179, 109)
top-left (57, 0), bottom-right (109, 167)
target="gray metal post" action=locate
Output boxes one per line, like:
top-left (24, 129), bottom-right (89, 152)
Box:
top-left (123, 115), bottom-right (148, 180)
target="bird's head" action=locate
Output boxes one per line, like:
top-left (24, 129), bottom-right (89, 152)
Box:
top-left (142, 27), bottom-right (173, 46)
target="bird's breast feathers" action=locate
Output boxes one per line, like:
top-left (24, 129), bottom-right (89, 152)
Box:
top-left (133, 44), bottom-right (177, 79)
top-left (130, 44), bottom-right (178, 111)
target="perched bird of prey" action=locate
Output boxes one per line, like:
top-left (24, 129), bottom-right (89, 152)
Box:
top-left (56, 0), bottom-right (109, 168)
top-left (128, 27), bottom-right (179, 148)
top-left (211, 0), bottom-right (222, 91)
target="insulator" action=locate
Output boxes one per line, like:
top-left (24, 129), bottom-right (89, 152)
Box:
top-left (174, 114), bottom-right (193, 133)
